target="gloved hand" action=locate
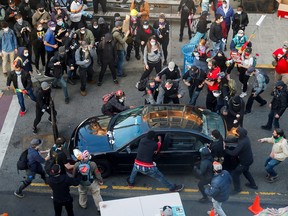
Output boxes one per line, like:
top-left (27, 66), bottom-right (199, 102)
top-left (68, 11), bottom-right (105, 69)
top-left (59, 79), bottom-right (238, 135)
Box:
top-left (222, 38), bottom-right (226, 43)
top-left (42, 108), bottom-right (46, 113)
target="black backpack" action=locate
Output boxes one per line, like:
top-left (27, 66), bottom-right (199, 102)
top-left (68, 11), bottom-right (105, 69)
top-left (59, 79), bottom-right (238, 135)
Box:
top-left (17, 149), bottom-right (29, 173)
top-left (137, 78), bottom-right (148, 91)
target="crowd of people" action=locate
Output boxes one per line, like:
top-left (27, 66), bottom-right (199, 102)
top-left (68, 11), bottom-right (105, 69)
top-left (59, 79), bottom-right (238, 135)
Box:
top-left (2, 0), bottom-right (288, 215)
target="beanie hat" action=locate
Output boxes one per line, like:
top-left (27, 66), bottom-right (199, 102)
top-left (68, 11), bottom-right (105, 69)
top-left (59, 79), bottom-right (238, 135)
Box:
top-left (58, 46), bottom-right (66, 54)
top-left (213, 161), bottom-right (222, 171)
top-left (232, 96), bottom-right (241, 106)
top-left (41, 81), bottom-right (50, 90)
top-left (212, 130), bottom-right (221, 139)
top-left (30, 138), bottom-right (43, 147)
top-left (98, 17), bottom-right (105, 24)
top-left (50, 164), bottom-right (61, 175)
top-left (275, 80), bottom-right (285, 87)
top-left (115, 21), bottom-right (123, 27)
top-left (168, 61), bottom-right (175, 71)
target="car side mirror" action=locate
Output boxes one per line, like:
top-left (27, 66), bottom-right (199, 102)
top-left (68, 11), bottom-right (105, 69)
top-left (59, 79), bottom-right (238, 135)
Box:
top-left (126, 146), bottom-right (131, 154)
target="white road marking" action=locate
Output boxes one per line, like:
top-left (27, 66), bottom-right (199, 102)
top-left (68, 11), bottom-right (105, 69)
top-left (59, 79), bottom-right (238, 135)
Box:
top-left (0, 95), bottom-right (19, 168)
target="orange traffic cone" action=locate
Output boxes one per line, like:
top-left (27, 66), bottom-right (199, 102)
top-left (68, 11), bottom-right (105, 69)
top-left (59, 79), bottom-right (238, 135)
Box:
top-left (209, 209), bottom-right (215, 216)
top-left (248, 195), bottom-right (263, 214)
top-left (0, 213), bottom-right (8, 216)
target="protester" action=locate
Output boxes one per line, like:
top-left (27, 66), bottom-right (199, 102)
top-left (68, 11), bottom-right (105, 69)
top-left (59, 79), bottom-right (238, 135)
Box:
top-left (17, 47), bottom-right (32, 74)
top-left (225, 127), bottom-right (258, 193)
top-left (136, 20), bottom-right (155, 54)
top-left (110, 12), bottom-right (121, 30)
top-left (5, 0), bottom-right (19, 29)
top-left (224, 95), bottom-right (245, 131)
top-left (51, 2), bottom-right (69, 22)
top-left (130, 0), bottom-right (150, 21)
top-left (272, 41), bottom-right (288, 85)
top-left (209, 129), bottom-right (225, 164)
top-left (178, 0), bottom-right (196, 42)
top-left (232, 5), bottom-right (249, 37)
top-left (127, 130), bottom-right (184, 192)
top-left (258, 128), bottom-right (288, 183)
top-left (205, 161), bottom-right (232, 216)
top-left (155, 61), bottom-right (182, 83)
top-left (19, 0), bottom-right (33, 26)
top-left (32, 3), bottom-right (50, 29)
top-left (14, 138), bottom-right (49, 198)
top-left (156, 79), bottom-right (185, 104)
top-left (69, 0), bottom-right (86, 30)
top-left (143, 78), bottom-right (159, 104)
top-left (215, 72), bottom-right (230, 112)
top-left (261, 81), bottom-right (287, 130)
top-left (244, 67), bottom-right (267, 114)
top-left (192, 39), bottom-right (209, 72)
top-left (54, 16), bottom-right (69, 47)
top-left (72, 150), bottom-right (103, 213)
top-left (14, 13), bottom-right (32, 51)
top-left (6, 58), bottom-right (36, 116)
top-left (93, 0), bottom-right (107, 14)
top-left (209, 14), bottom-right (224, 58)
top-left (76, 23), bottom-right (95, 47)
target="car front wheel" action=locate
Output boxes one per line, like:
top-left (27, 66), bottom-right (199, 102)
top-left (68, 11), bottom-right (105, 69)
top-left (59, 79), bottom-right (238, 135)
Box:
top-left (95, 159), bottom-right (112, 178)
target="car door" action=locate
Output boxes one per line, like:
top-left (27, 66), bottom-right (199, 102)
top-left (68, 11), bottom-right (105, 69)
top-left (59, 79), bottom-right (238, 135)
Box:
top-left (155, 131), bottom-right (207, 172)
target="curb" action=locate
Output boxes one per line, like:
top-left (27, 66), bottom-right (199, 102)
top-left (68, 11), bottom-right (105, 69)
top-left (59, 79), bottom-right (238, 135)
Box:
top-left (256, 64), bottom-right (275, 69)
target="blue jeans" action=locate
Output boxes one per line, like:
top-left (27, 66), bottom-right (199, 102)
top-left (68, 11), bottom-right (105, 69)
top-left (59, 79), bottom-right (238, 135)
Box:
top-left (212, 198), bottom-right (226, 216)
top-left (188, 88), bottom-right (201, 105)
top-left (16, 88), bottom-right (36, 112)
top-left (116, 50), bottom-right (125, 76)
top-left (129, 164), bottom-right (175, 190)
top-left (211, 40), bottom-right (225, 58)
top-left (52, 76), bottom-right (69, 99)
top-left (265, 157), bottom-right (281, 177)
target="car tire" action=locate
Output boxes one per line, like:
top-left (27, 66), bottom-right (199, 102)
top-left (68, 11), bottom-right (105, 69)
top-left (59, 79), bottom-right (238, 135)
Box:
top-left (95, 159), bottom-right (112, 178)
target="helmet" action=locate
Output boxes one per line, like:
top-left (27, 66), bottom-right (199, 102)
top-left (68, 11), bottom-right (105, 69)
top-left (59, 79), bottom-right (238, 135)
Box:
top-left (82, 150), bottom-right (91, 160)
top-left (130, 9), bottom-right (138, 17)
top-left (115, 90), bottom-right (125, 98)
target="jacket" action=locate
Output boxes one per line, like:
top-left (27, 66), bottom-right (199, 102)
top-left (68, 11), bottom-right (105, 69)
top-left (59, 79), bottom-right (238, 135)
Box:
top-left (216, 5), bottom-right (234, 27)
top-left (36, 88), bottom-right (51, 109)
top-left (75, 47), bottom-right (96, 68)
top-left (76, 29), bottom-right (95, 46)
top-left (32, 11), bottom-right (51, 29)
top-left (136, 25), bottom-right (155, 47)
top-left (47, 174), bottom-right (80, 203)
top-left (157, 65), bottom-right (182, 82)
top-left (0, 28), bottom-right (17, 52)
top-left (112, 27), bottom-right (127, 51)
top-left (156, 81), bottom-right (185, 104)
top-left (252, 70), bottom-right (266, 95)
top-left (205, 170), bottom-right (232, 202)
top-left (210, 138), bottom-right (225, 159)
top-left (6, 69), bottom-right (32, 90)
top-left (101, 96), bottom-right (129, 115)
top-left (196, 18), bottom-right (211, 34)
top-left (19, 1), bottom-right (33, 20)
top-left (194, 147), bottom-right (213, 180)
top-left (262, 136), bottom-right (288, 161)
top-left (232, 11), bottom-right (249, 31)
top-left (143, 43), bottom-right (163, 65)
top-left (27, 147), bottom-right (45, 172)
top-left (31, 28), bottom-right (45, 51)
top-left (209, 22), bottom-right (223, 42)
top-left (130, 0), bottom-right (150, 21)
top-left (135, 136), bottom-right (158, 166)
top-left (98, 33), bottom-right (116, 63)
top-left (13, 20), bottom-right (31, 44)
top-left (17, 47), bottom-right (32, 73)
top-left (153, 20), bottom-right (170, 43)
top-left (178, 0), bottom-right (196, 14)
top-left (182, 68), bottom-right (206, 92)
top-left (73, 160), bottom-right (103, 184)
top-left (225, 127), bottom-right (254, 166)
top-left (270, 85), bottom-right (287, 116)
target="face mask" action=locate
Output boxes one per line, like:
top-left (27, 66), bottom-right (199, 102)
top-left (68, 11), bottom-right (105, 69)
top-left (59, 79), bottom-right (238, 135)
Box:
top-left (208, 66), bottom-right (212, 69)
top-left (159, 22), bottom-right (164, 25)
top-left (143, 25), bottom-right (148, 29)
top-left (237, 11), bottom-right (242, 15)
top-left (93, 25), bottom-right (98, 29)
top-left (119, 98), bottom-right (125, 103)
top-left (57, 21), bottom-right (63, 26)
top-left (80, 30), bottom-right (85, 34)
top-left (217, 53), bottom-right (222, 57)
top-left (150, 41), bottom-right (156, 46)
top-left (39, 9), bottom-right (45, 13)
top-left (223, 3), bottom-right (227, 8)
top-left (273, 135), bottom-right (279, 139)
top-left (282, 48), bottom-right (287, 53)
top-left (17, 19), bottom-right (23, 25)
top-left (16, 70), bottom-right (21, 75)
top-left (24, 52), bottom-right (29, 57)
top-left (37, 27), bottom-right (43, 31)
top-left (50, 27), bottom-right (56, 31)
top-left (76, 2), bottom-right (81, 5)
top-left (3, 27), bottom-right (9, 32)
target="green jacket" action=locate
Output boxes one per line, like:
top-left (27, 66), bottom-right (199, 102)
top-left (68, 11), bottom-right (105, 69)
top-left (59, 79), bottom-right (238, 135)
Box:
top-left (77, 29), bottom-right (95, 46)
top-left (112, 27), bottom-right (127, 51)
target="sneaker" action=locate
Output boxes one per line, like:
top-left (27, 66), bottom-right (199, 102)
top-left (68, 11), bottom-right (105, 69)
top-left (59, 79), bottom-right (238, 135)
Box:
top-left (170, 184), bottom-right (184, 192)
top-left (126, 56), bottom-right (130, 61)
top-left (97, 82), bottom-right (102, 86)
top-left (32, 127), bottom-right (38, 134)
top-left (245, 183), bottom-right (258, 190)
top-left (265, 173), bottom-right (270, 179)
top-left (266, 175), bottom-right (278, 183)
top-left (19, 110), bottom-right (27, 117)
top-left (80, 91), bottom-right (87, 96)
top-left (14, 191), bottom-right (24, 198)
top-left (126, 177), bottom-right (134, 187)
top-left (113, 79), bottom-right (119, 84)
top-left (65, 97), bottom-right (70, 104)
top-left (135, 55), bottom-right (141, 60)
top-left (35, 69), bottom-right (41, 75)
top-left (179, 37), bottom-right (183, 42)
top-left (239, 92), bottom-right (247, 98)
top-left (260, 101), bottom-right (267, 107)
top-left (261, 125), bottom-right (272, 131)
top-left (241, 84), bottom-right (243, 90)
top-left (198, 197), bottom-right (209, 202)
top-left (135, 81), bottom-right (140, 89)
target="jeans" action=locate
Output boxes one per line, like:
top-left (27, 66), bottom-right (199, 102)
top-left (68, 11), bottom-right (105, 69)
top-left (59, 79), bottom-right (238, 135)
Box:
top-left (53, 199), bottom-right (74, 216)
top-left (52, 75), bottom-right (69, 99)
top-left (129, 164), bottom-right (175, 190)
top-left (45, 50), bottom-right (55, 76)
top-left (79, 65), bottom-right (94, 91)
top-left (231, 164), bottom-right (257, 191)
top-left (211, 41), bottom-right (224, 58)
top-left (140, 61), bottom-right (162, 80)
top-left (179, 12), bottom-right (191, 38)
top-left (267, 109), bottom-right (280, 129)
top-left (16, 88), bottom-right (36, 111)
top-left (212, 198), bottom-right (226, 216)
top-left (245, 90), bottom-right (266, 112)
top-left (99, 61), bottom-right (117, 82)
top-left (206, 90), bottom-right (217, 112)
top-left (116, 50), bottom-right (125, 76)
top-left (265, 157), bottom-right (281, 177)
top-left (188, 86), bottom-right (201, 105)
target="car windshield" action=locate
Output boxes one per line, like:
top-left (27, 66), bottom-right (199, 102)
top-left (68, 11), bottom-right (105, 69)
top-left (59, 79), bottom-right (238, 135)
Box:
top-left (201, 109), bottom-right (226, 138)
top-left (109, 106), bottom-right (149, 150)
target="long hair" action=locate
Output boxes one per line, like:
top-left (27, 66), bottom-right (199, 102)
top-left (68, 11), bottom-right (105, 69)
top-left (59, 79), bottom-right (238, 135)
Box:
top-left (146, 35), bottom-right (160, 53)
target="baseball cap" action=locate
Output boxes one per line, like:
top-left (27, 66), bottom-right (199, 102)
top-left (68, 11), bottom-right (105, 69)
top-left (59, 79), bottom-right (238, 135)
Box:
top-left (246, 67), bottom-right (255, 75)
top-left (41, 81), bottom-right (50, 90)
top-left (30, 138), bottom-right (43, 147)
top-left (48, 21), bottom-right (56, 28)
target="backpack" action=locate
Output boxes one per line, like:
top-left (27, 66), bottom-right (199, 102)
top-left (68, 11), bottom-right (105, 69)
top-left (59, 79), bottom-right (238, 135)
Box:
top-left (78, 161), bottom-right (94, 186)
top-left (44, 148), bottom-right (58, 176)
top-left (102, 92), bottom-right (115, 104)
top-left (228, 78), bottom-right (237, 97)
top-left (260, 72), bottom-right (270, 84)
top-left (17, 149), bottom-right (29, 173)
top-left (136, 78), bottom-right (148, 91)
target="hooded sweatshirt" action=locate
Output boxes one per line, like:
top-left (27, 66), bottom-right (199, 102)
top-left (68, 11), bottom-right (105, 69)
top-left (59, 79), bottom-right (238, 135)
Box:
top-left (18, 47), bottom-right (32, 73)
top-left (261, 136), bottom-right (288, 161)
top-left (195, 147), bottom-right (213, 180)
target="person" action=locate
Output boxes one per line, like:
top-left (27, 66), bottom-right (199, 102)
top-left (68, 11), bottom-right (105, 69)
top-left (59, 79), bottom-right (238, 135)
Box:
top-left (6, 58), bottom-right (36, 116)
top-left (127, 130), bottom-right (184, 192)
top-left (51, 2), bottom-right (69, 22)
top-left (14, 138), bottom-right (49, 198)
top-left (224, 95), bottom-right (245, 131)
top-left (110, 12), bottom-right (121, 30)
top-left (13, 14), bottom-right (32, 51)
top-left (178, 0), bottom-right (196, 42)
top-left (17, 47), bottom-right (32, 74)
top-left (97, 17), bottom-right (110, 39)
top-left (101, 90), bottom-right (133, 115)
top-left (155, 61), bottom-right (182, 83)
top-left (44, 21), bottom-right (58, 77)
top-left (192, 39), bottom-right (209, 72)
top-left (215, 72), bottom-right (230, 112)
top-left (32, 3), bottom-right (50, 29)
top-left (261, 81), bottom-right (287, 130)
top-left (136, 20), bottom-right (155, 54)
top-left (209, 14), bottom-right (224, 58)
top-left (238, 47), bottom-right (254, 98)
top-left (93, 0), bottom-right (107, 14)
top-left (19, 0), bottom-right (33, 26)
top-left (153, 13), bottom-right (170, 66)
top-left (130, 0), bottom-right (150, 21)
top-left (204, 59), bottom-right (220, 111)
top-left (4, 0), bottom-right (19, 29)
top-left (126, 9), bottom-right (141, 61)
top-left (69, 0), bottom-right (86, 30)
top-left (89, 19), bottom-right (101, 65)
top-left (75, 41), bottom-right (96, 96)
top-left (0, 21), bottom-right (18, 77)
top-left (47, 164), bottom-right (80, 216)
top-left (112, 21), bottom-right (129, 77)
top-left (32, 82), bottom-right (57, 134)
top-left (272, 41), bottom-right (288, 85)
top-left (31, 23), bottom-right (46, 75)
top-left (209, 129), bottom-right (225, 163)
top-left (97, 32), bottom-right (119, 86)
top-left (216, 0), bottom-right (234, 50)
top-left (143, 78), bottom-right (159, 104)
top-left (258, 128), bottom-right (288, 183)
top-left (54, 16), bottom-right (69, 47)
top-left (182, 65), bottom-right (206, 105)
top-left (205, 161), bottom-right (232, 216)
top-left (76, 23), bottom-right (95, 48)
top-left (156, 79), bottom-right (185, 104)
top-left (230, 29), bottom-right (250, 52)
top-left (232, 5), bottom-right (249, 37)
top-left (194, 147), bottom-right (213, 202)
top-left (244, 67), bottom-right (267, 114)
top-left (140, 35), bottom-right (163, 81)
top-left (48, 46), bottom-right (70, 104)
top-left (225, 127), bottom-right (258, 193)
top-left (72, 150), bottom-right (103, 213)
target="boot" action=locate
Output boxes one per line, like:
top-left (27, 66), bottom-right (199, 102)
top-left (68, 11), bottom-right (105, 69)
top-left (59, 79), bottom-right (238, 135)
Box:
top-left (179, 35), bottom-right (183, 42)
top-left (14, 181), bottom-right (29, 198)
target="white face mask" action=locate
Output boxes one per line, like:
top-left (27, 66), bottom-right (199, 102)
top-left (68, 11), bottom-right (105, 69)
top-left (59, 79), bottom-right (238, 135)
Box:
top-left (282, 48), bottom-right (287, 53)
top-left (17, 19), bottom-right (23, 25)
top-left (3, 27), bottom-right (9, 32)
top-left (80, 30), bottom-right (85, 34)
top-left (237, 11), bottom-right (242, 14)
top-left (57, 21), bottom-right (63, 26)
top-left (166, 86), bottom-right (172, 90)
top-left (208, 66), bottom-right (212, 69)
top-left (119, 98), bottom-right (125, 103)
top-left (37, 27), bottom-right (43, 31)
top-left (50, 27), bottom-right (56, 31)
top-left (76, 2), bottom-right (81, 5)
top-left (143, 25), bottom-right (149, 29)
top-left (93, 25), bottom-right (98, 29)
top-left (24, 52), bottom-right (29, 57)
top-left (16, 71), bottom-right (21, 75)
top-left (223, 3), bottom-right (227, 8)
top-left (150, 41), bottom-right (156, 46)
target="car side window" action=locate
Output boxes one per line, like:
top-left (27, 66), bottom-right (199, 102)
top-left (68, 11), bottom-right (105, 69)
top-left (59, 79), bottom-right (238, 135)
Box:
top-left (167, 132), bottom-right (204, 151)
top-left (129, 139), bottom-right (141, 152)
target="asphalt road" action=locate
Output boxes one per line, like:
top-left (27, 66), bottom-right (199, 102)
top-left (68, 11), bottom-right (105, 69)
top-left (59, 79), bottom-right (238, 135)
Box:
top-left (1, 65), bottom-right (288, 215)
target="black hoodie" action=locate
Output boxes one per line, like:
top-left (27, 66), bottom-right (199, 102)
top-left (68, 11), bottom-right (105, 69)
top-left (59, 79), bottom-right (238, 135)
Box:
top-left (225, 127), bottom-right (254, 166)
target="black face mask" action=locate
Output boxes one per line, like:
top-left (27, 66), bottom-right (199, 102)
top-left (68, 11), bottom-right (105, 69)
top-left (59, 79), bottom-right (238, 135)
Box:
top-left (39, 9), bottom-right (44, 13)
top-left (59, 54), bottom-right (65, 59)
top-left (273, 135), bottom-right (279, 139)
